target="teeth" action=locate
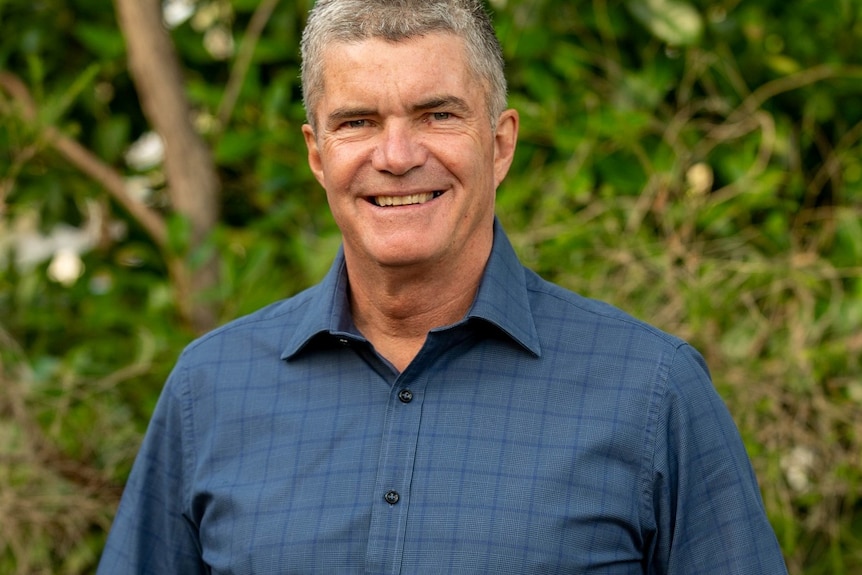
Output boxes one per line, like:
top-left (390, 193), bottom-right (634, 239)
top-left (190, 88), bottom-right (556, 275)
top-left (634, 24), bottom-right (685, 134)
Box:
top-left (374, 192), bottom-right (436, 207)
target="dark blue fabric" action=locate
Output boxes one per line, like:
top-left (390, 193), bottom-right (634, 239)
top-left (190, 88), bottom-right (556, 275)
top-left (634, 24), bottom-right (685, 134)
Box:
top-left (98, 220), bottom-right (787, 574)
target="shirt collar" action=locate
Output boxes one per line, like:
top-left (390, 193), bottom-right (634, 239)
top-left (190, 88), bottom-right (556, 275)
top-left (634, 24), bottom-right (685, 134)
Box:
top-left (282, 217), bottom-right (541, 360)
top-left (465, 218), bottom-right (541, 357)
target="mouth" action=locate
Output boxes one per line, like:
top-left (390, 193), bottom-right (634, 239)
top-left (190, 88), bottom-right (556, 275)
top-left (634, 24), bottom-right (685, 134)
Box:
top-left (370, 191), bottom-right (444, 207)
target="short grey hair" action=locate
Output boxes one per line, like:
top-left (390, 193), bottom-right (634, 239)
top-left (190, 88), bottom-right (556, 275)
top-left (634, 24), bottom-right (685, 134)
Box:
top-left (300, 0), bottom-right (508, 130)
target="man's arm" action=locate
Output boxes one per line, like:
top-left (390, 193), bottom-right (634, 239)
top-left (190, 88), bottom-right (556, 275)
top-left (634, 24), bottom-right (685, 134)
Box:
top-left (645, 344), bottom-right (788, 574)
top-left (97, 365), bottom-right (207, 574)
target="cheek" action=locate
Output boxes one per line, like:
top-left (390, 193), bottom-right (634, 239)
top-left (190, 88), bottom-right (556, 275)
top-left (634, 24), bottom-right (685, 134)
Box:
top-left (320, 143), bottom-right (369, 189)
top-left (461, 146), bottom-right (497, 190)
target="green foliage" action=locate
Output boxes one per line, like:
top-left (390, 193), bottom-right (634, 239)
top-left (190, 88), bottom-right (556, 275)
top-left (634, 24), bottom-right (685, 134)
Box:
top-left (627, 0), bottom-right (704, 46)
top-left (1, 0), bottom-right (861, 573)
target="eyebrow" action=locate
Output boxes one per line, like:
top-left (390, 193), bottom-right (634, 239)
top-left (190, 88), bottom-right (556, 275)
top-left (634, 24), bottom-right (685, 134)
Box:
top-left (411, 95), bottom-right (471, 115)
top-left (324, 95), bottom-right (472, 128)
top-left (325, 106), bottom-right (378, 128)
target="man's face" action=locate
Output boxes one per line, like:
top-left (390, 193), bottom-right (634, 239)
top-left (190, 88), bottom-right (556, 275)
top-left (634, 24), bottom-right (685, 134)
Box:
top-left (303, 33), bottom-right (518, 273)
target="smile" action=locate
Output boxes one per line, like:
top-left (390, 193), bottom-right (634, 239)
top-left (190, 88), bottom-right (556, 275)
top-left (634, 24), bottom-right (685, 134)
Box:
top-left (372, 191), bottom-right (443, 207)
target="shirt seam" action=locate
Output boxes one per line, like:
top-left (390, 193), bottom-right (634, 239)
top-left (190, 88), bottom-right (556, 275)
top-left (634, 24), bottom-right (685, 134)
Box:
top-left (183, 295), bottom-right (317, 356)
top-left (525, 281), bottom-right (682, 347)
top-left (638, 343), bottom-right (680, 568)
top-left (178, 362), bottom-right (197, 521)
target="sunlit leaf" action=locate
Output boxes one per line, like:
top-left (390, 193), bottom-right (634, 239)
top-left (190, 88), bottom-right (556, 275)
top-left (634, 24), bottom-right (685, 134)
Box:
top-left (626, 0), bottom-right (704, 46)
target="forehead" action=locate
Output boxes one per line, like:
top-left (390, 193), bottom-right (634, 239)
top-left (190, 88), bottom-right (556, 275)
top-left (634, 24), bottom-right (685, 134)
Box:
top-left (316, 33), bottom-right (479, 107)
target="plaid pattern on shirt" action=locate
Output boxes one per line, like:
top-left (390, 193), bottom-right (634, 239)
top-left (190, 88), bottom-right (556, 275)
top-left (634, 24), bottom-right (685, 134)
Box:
top-left (98, 219), bottom-right (788, 575)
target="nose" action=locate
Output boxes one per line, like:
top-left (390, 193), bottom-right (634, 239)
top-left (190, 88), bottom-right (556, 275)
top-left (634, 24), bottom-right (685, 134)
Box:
top-left (371, 120), bottom-right (427, 176)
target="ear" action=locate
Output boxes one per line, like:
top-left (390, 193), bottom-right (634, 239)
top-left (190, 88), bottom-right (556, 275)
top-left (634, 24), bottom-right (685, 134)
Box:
top-left (302, 123), bottom-right (326, 188)
top-left (492, 109), bottom-right (519, 188)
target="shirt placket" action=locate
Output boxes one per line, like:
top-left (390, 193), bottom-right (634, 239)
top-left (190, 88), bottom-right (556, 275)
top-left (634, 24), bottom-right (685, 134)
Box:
top-left (364, 369), bottom-right (425, 575)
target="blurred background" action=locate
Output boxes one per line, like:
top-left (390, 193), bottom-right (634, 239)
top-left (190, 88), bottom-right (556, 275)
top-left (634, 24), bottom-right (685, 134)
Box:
top-left (0, 0), bottom-right (860, 572)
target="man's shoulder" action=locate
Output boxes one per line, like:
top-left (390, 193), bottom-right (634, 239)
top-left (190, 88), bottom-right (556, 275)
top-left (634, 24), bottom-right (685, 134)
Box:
top-left (181, 282), bottom-right (323, 358)
top-left (522, 267), bottom-right (686, 351)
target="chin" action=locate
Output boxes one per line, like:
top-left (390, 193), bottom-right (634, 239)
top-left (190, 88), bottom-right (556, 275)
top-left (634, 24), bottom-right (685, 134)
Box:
top-left (355, 232), bottom-right (440, 264)
top-left (365, 243), bottom-right (443, 269)
top-left (372, 252), bottom-right (435, 269)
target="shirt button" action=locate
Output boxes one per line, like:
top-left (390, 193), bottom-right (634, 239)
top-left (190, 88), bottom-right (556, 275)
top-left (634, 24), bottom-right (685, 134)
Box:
top-left (384, 490), bottom-right (400, 505)
top-left (398, 389), bottom-right (413, 403)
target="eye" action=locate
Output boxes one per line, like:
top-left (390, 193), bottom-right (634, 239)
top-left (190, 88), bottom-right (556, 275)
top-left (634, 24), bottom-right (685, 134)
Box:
top-left (343, 119), bottom-right (369, 129)
top-left (431, 112), bottom-right (451, 121)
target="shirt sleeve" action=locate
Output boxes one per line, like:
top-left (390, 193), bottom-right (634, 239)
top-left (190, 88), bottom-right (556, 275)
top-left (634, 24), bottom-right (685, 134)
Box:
top-left (97, 363), bottom-right (207, 574)
top-left (644, 344), bottom-right (788, 575)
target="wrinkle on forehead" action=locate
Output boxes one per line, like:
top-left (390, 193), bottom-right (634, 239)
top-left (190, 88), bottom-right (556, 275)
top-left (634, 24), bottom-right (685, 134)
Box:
top-left (313, 33), bottom-right (485, 126)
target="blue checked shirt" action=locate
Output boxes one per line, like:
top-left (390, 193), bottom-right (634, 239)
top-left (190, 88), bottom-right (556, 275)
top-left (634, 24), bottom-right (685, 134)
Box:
top-left (98, 219), bottom-right (787, 574)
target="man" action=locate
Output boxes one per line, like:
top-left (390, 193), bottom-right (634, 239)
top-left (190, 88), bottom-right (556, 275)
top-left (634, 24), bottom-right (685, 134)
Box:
top-left (98, 0), bottom-right (788, 573)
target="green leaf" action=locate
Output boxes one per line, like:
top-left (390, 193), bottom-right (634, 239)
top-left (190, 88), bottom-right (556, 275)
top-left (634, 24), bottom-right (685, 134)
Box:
top-left (166, 213), bottom-right (192, 255)
top-left (626, 0), bottom-right (704, 46)
top-left (765, 54), bottom-right (801, 75)
top-left (73, 22), bottom-right (126, 60)
top-left (94, 115), bottom-right (131, 163)
top-left (215, 130), bottom-right (262, 164)
top-left (40, 64), bottom-right (101, 126)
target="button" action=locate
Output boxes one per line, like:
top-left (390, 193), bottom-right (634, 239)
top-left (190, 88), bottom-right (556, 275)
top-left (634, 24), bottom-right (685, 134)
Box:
top-left (384, 490), bottom-right (400, 505)
top-left (337, 337), bottom-right (349, 346)
top-left (398, 389), bottom-right (413, 403)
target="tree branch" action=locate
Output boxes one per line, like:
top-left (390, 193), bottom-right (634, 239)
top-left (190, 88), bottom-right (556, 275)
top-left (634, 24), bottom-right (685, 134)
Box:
top-left (113, 0), bottom-right (220, 242)
top-left (0, 70), bottom-right (168, 249)
top-left (113, 0), bottom-right (222, 332)
top-left (217, 0), bottom-right (283, 129)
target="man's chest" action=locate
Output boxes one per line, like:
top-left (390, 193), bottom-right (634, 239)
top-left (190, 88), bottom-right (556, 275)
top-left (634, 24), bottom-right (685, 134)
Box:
top-left (189, 359), bottom-right (650, 574)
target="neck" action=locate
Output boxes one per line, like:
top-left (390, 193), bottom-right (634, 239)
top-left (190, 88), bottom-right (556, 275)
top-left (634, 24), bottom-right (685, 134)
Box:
top-left (346, 242), bottom-right (491, 372)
